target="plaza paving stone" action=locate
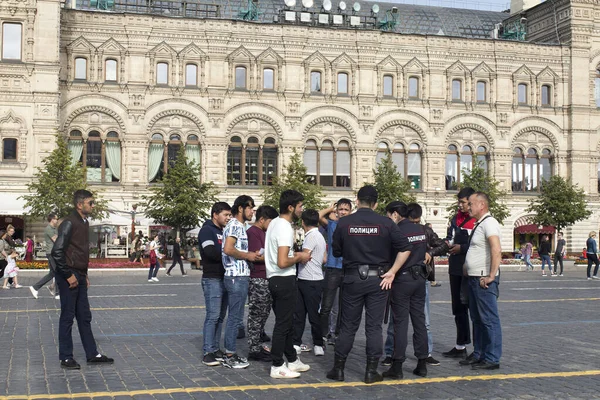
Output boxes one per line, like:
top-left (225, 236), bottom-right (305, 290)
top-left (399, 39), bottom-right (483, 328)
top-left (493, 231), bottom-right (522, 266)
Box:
top-left (1, 269), bottom-right (599, 399)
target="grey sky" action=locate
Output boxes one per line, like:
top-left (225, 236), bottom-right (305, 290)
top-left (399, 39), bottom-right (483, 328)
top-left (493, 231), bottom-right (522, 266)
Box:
top-left (364, 0), bottom-right (510, 12)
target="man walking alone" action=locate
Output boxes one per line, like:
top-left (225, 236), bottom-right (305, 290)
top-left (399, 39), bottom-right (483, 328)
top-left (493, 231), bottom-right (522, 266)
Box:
top-left (30, 213), bottom-right (60, 300)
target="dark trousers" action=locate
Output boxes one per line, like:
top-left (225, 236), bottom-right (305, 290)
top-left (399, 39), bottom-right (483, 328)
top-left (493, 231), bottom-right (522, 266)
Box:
top-left (148, 261), bottom-right (160, 279)
top-left (293, 279), bottom-right (324, 347)
top-left (335, 274), bottom-right (387, 359)
top-left (269, 275), bottom-right (298, 367)
top-left (319, 267), bottom-right (343, 337)
top-left (391, 272), bottom-right (428, 362)
top-left (56, 271), bottom-right (98, 361)
top-left (553, 254), bottom-right (564, 275)
top-left (33, 256), bottom-right (55, 291)
top-left (587, 254), bottom-right (599, 278)
top-left (167, 257), bottom-right (184, 275)
top-left (449, 274), bottom-right (471, 346)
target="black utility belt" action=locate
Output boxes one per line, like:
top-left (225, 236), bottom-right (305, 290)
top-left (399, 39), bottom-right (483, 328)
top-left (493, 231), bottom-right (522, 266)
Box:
top-left (399, 263), bottom-right (428, 280)
top-left (346, 265), bottom-right (388, 280)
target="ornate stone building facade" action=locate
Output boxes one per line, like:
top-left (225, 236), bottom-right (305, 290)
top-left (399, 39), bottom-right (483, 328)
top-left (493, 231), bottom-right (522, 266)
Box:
top-left (1, 0), bottom-right (600, 251)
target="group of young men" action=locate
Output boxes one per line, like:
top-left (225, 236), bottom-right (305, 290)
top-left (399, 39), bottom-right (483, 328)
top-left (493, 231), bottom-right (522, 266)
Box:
top-left (198, 184), bottom-right (503, 381)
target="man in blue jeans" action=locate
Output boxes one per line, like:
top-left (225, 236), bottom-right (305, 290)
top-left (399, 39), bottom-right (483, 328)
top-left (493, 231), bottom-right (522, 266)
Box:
top-left (462, 192), bottom-right (502, 370)
top-left (199, 202), bottom-right (231, 366)
top-left (221, 195), bottom-right (259, 369)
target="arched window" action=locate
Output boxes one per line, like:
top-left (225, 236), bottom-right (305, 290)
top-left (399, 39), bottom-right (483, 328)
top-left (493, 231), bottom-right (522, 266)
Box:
top-left (185, 64), bottom-right (197, 86)
top-left (167, 134), bottom-right (182, 169)
top-left (383, 75), bottom-right (393, 97)
top-left (452, 79), bottom-right (462, 101)
top-left (445, 144), bottom-right (484, 190)
top-left (541, 85), bottom-right (551, 107)
top-left (2, 138), bottom-right (17, 160)
top-left (75, 57), bottom-right (87, 80)
top-left (337, 72), bottom-right (348, 95)
top-left (156, 62), bottom-right (168, 85)
top-left (303, 140), bottom-right (351, 188)
top-left (227, 136), bottom-right (278, 186)
top-left (445, 145), bottom-right (459, 190)
top-left (512, 147), bottom-right (552, 192)
top-left (476, 81), bottom-right (487, 103)
top-left (69, 130), bottom-right (120, 183)
top-left (105, 59), bottom-right (117, 82)
top-left (407, 143), bottom-right (422, 189)
top-left (148, 133), bottom-right (190, 183)
top-left (595, 69), bottom-right (600, 107)
top-left (263, 68), bottom-right (274, 90)
top-left (376, 142), bottom-right (420, 188)
top-left (408, 76), bottom-right (419, 98)
top-left (235, 66), bottom-right (246, 89)
top-left (311, 71), bottom-right (322, 93)
top-left (518, 83), bottom-right (528, 105)
top-left (476, 146), bottom-right (488, 171)
top-left (185, 134), bottom-right (201, 167)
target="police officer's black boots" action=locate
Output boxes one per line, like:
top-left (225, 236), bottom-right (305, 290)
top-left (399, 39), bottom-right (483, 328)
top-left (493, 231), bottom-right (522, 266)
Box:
top-left (413, 358), bottom-right (428, 377)
top-left (364, 356), bottom-right (383, 384)
top-left (382, 360), bottom-right (403, 379)
top-left (326, 355), bottom-right (346, 381)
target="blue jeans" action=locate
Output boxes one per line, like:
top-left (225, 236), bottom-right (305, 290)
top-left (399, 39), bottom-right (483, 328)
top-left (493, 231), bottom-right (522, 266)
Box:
top-left (468, 276), bottom-right (502, 364)
top-left (523, 254), bottom-right (533, 269)
top-left (385, 281), bottom-right (433, 356)
top-left (223, 276), bottom-right (249, 354)
top-left (540, 255), bottom-right (551, 271)
top-left (201, 278), bottom-right (228, 354)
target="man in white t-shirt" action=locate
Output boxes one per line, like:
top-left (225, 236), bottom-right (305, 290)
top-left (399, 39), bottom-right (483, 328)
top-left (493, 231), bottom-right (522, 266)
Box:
top-left (462, 192), bottom-right (502, 371)
top-left (265, 189), bottom-right (311, 379)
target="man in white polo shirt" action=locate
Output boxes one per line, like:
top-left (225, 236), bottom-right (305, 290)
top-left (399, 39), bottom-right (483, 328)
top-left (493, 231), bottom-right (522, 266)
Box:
top-left (265, 189), bottom-right (312, 379)
top-left (462, 192), bottom-right (502, 371)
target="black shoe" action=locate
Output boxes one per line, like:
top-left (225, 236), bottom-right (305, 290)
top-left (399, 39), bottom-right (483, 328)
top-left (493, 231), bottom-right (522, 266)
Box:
top-left (459, 353), bottom-right (482, 366)
top-left (326, 355), bottom-right (346, 381)
top-left (260, 331), bottom-right (271, 342)
top-left (248, 348), bottom-right (272, 362)
top-left (87, 354), bottom-right (114, 364)
top-left (382, 360), bottom-right (403, 379)
top-left (442, 347), bottom-right (467, 358)
top-left (381, 356), bottom-right (393, 367)
top-left (202, 353), bottom-right (220, 366)
top-left (214, 349), bottom-right (225, 361)
top-left (425, 356), bottom-right (440, 366)
top-left (237, 327), bottom-right (246, 339)
top-left (472, 361), bottom-right (500, 370)
top-left (364, 356), bottom-right (383, 384)
top-left (412, 359), bottom-right (427, 377)
top-left (60, 359), bottom-right (81, 370)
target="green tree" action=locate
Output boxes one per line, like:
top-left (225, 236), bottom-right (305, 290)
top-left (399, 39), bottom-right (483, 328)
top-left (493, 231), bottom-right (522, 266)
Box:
top-left (140, 147), bottom-right (218, 236)
top-left (370, 151), bottom-right (415, 215)
top-left (20, 134), bottom-right (109, 220)
top-left (525, 175), bottom-right (591, 232)
top-left (446, 161), bottom-right (509, 224)
top-left (261, 149), bottom-right (325, 211)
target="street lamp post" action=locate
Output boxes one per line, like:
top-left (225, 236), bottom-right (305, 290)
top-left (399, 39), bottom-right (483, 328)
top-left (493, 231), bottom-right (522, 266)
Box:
top-left (131, 204), bottom-right (138, 242)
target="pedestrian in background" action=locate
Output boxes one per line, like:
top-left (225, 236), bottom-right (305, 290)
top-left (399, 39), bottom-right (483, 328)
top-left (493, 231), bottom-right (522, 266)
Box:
top-left (166, 237), bottom-right (186, 276)
top-left (539, 235), bottom-right (552, 277)
top-left (522, 241), bottom-right (534, 271)
top-left (25, 236), bottom-right (34, 262)
top-left (553, 232), bottom-right (566, 277)
top-left (30, 213), bottom-right (60, 299)
top-left (586, 231), bottom-right (599, 280)
top-left (147, 235), bottom-right (160, 282)
top-left (2, 249), bottom-right (22, 289)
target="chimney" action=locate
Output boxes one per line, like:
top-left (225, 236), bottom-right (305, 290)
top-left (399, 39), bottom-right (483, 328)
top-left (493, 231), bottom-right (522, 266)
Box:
top-left (510, 0), bottom-right (543, 14)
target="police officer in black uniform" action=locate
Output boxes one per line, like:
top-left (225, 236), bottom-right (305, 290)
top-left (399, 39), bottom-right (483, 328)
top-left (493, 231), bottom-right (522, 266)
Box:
top-left (380, 202), bottom-right (429, 379)
top-left (326, 185), bottom-right (405, 384)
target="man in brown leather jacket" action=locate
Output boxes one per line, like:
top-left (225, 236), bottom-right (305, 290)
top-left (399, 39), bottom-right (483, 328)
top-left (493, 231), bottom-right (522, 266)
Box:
top-left (50, 189), bottom-right (114, 369)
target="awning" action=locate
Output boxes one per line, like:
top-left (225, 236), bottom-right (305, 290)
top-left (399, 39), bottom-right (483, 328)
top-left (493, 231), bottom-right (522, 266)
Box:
top-left (0, 193), bottom-right (28, 215)
top-left (89, 212), bottom-right (133, 227)
top-left (514, 224), bottom-right (556, 234)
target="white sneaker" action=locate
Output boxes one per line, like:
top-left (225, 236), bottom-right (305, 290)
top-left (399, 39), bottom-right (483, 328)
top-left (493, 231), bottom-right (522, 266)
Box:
top-left (593, 276), bottom-right (600, 280)
top-left (148, 279), bottom-right (154, 282)
top-left (293, 345), bottom-right (301, 354)
top-left (29, 286), bottom-right (38, 299)
top-left (14, 284), bottom-right (22, 289)
top-left (287, 358), bottom-right (310, 372)
top-left (314, 345), bottom-right (325, 356)
top-left (55, 295), bottom-right (60, 300)
top-left (152, 277), bottom-right (159, 282)
top-left (270, 364), bottom-right (300, 379)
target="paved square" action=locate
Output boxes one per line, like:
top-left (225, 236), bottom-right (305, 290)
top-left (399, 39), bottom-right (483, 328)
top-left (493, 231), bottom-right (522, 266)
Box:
top-left (1, 269), bottom-right (599, 400)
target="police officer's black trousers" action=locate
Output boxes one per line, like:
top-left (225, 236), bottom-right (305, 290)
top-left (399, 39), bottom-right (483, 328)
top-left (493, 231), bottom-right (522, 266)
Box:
top-left (391, 273), bottom-right (428, 363)
top-left (335, 274), bottom-right (387, 359)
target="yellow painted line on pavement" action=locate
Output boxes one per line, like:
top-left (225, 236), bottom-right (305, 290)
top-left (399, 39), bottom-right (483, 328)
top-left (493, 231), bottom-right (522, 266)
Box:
top-left (1, 369), bottom-right (600, 399)
top-left (431, 297), bottom-right (600, 304)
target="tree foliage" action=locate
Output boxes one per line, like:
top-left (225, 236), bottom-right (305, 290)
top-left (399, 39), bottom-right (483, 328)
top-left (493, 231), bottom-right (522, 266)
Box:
top-left (525, 175), bottom-right (591, 232)
top-left (20, 134), bottom-right (109, 220)
top-left (261, 149), bottom-right (326, 212)
top-left (370, 151), bottom-right (416, 215)
top-left (446, 161), bottom-right (509, 224)
top-left (140, 147), bottom-right (218, 235)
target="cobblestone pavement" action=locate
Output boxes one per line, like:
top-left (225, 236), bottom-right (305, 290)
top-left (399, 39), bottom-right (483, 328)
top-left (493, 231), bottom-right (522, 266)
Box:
top-left (1, 269), bottom-right (600, 400)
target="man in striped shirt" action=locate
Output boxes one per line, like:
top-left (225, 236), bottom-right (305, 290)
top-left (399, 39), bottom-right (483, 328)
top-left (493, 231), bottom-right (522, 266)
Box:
top-left (293, 209), bottom-right (327, 356)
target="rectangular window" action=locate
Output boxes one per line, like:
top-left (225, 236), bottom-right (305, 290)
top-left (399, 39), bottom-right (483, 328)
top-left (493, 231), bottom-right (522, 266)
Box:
top-left (518, 83), bottom-right (528, 104)
top-left (186, 64), bottom-right (197, 86)
top-left (245, 147), bottom-right (259, 185)
top-left (476, 81), bottom-right (487, 103)
top-left (235, 66), bottom-right (246, 89)
top-left (337, 72), bottom-right (348, 94)
top-left (156, 62), bottom-right (168, 85)
top-left (2, 23), bottom-right (21, 60)
top-left (2, 138), bottom-right (17, 160)
top-left (263, 68), bottom-right (274, 90)
top-left (105, 59), bottom-right (117, 82)
top-left (75, 58), bottom-right (87, 80)
top-left (383, 75), bottom-right (393, 96)
top-left (541, 85), bottom-right (551, 106)
top-left (452, 79), bottom-right (462, 101)
top-left (408, 77), bottom-right (419, 98)
top-left (311, 71), bottom-right (322, 93)
top-left (320, 148), bottom-right (334, 187)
